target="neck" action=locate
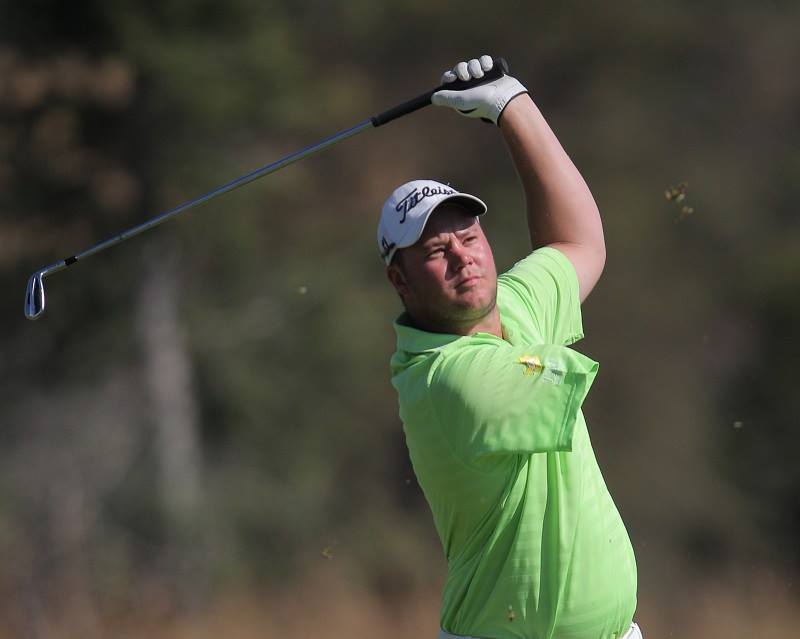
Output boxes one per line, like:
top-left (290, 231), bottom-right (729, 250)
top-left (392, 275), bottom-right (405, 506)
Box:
top-left (410, 306), bottom-right (503, 338)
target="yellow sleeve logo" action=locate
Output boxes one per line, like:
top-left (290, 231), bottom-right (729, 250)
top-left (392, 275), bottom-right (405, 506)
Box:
top-left (517, 354), bottom-right (543, 376)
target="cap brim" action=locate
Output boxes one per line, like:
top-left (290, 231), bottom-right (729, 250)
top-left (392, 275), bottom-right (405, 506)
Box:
top-left (435, 193), bottom-right (487, 218)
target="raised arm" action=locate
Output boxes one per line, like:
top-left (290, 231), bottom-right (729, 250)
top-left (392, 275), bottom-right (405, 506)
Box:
top-left (499, 95), bottom-right (606, 302)
top-left (432, 57), bottom-right (606, 303)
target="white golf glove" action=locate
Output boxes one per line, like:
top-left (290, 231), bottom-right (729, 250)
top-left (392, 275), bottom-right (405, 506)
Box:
top-left (432, 55), bottom-right (528, 125)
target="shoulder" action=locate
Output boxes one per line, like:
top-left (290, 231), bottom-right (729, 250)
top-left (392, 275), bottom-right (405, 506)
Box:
top-left (499, 246), bottom-right (579, 293)
top-left (497, 247), bottom-right (584, 346)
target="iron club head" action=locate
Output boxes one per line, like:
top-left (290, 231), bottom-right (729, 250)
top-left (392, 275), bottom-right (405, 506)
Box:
top-left (25, 272), bottom-right (45, 320)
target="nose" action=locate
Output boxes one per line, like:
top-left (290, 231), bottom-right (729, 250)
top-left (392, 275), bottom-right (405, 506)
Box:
top-left (448, 239), bottom-right (473, 269)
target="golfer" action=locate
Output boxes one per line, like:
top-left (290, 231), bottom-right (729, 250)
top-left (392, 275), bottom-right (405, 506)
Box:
top-left (378, 57), bottom-right (641, 639)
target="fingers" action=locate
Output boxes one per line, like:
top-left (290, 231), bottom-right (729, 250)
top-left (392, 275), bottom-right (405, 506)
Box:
top-left (441, 69), bottom-right (457, 84)
top-left (467, 58), bottom-right (484, 79)
top-left (441, 55), bottom-right (493, 84)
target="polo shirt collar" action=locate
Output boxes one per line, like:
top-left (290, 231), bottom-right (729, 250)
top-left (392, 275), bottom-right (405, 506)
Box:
top-left (394, 314), bottom-right (464, 353)
top-left (393, 313), bottom-right (510, 354)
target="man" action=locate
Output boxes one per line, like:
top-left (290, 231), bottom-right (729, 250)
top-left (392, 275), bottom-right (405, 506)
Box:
top-left (378, 57), bottom-right (641, 639)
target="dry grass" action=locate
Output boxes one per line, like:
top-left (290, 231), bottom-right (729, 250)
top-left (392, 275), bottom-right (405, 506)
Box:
top-left (637, 573), bottom-right (800, 639)
top-left (1, 569), bottom-right (797, 638)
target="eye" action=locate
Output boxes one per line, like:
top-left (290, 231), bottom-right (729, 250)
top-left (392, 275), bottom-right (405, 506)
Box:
top-left (426, 248), bottom-right (445, 259)
top-left (463, 235), bottom-right (478, 245)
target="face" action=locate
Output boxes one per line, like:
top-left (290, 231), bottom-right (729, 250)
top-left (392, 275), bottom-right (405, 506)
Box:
top-left (386, 205), bottom-right (498, 333)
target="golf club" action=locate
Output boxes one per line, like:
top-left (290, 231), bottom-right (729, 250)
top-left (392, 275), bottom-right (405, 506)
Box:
top-left (23, 58), bottom-right (509, 320)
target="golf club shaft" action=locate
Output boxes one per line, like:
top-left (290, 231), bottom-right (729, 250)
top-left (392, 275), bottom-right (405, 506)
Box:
top-left (25, 57), bottom-right (509, 319)
top-left (66, 119), bottom-right (373, 270)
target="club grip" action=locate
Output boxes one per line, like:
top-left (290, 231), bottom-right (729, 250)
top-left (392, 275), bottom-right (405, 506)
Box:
top-left (371, 57), bottom-right (509, 128)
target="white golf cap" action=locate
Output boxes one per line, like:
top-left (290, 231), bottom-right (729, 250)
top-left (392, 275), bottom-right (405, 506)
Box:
top-left (377, 179), bottom-right (487, 265)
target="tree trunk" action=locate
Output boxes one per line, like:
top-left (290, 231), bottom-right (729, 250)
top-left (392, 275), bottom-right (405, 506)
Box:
top-left (137, 243), bottom-right (203, 529)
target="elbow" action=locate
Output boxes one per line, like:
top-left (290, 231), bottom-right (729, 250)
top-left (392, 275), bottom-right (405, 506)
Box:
top-left (589, 218), bottom-right (606, 280)
top-left (595, 242), bottom-right (606, 280)
top-left (582, 245), bottom-right (605, 302)
top-left (581, 235), bottom-right (606, 284)
top-left (589, 242), bottom-right (606, 295)
top-left (576, 239), bottom-right (606, 303)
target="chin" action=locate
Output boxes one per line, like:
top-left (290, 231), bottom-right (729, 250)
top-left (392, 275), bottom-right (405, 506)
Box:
top-left (452, 294), bottom-right (495, 319)
top-left (460, 287), bottom-right (494, 307)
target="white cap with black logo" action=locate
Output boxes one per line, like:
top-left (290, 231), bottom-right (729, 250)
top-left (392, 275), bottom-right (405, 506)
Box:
top-left (377, 179), bottom-right (487, 265)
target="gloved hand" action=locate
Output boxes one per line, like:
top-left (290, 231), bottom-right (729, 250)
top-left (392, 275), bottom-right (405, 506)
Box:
top-left (432, 55), bottom-right (528, 125)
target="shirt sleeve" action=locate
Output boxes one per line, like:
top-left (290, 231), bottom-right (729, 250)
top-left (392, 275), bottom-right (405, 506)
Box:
top-left (427, 342), bottom-right (598, 464)
top-left (498, 246), bottom-right (584, 345)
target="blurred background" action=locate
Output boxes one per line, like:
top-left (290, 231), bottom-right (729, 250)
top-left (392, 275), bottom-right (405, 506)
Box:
top-left (1, 1), bottom-right (799, 637)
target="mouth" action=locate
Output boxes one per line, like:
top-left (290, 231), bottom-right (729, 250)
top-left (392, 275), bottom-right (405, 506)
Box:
top-left (455, 275), bottom-right (481, 289)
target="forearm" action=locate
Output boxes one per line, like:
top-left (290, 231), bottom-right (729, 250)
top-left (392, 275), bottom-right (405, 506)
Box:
top-left (499, 94), bottom-right (605, 254)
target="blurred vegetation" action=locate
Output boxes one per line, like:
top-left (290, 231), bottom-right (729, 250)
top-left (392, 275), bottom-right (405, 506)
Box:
top-left (1, 1), bottom-right (799, 636)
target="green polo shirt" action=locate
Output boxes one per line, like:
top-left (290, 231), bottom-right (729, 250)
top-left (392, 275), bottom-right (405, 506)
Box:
top-left (390, 247), bottom-right (637, 639)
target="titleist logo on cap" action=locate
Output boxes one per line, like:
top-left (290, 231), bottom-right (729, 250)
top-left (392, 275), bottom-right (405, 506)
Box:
top-left (395, 185), bottom-right (456, 223)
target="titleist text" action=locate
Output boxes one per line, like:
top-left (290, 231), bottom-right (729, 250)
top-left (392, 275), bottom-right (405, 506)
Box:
top-left (395, 186), bottom-right (456, 223)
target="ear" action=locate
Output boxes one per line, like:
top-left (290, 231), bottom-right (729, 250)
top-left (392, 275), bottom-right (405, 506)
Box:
top-left (386, 263), bottom-right (410, 298)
